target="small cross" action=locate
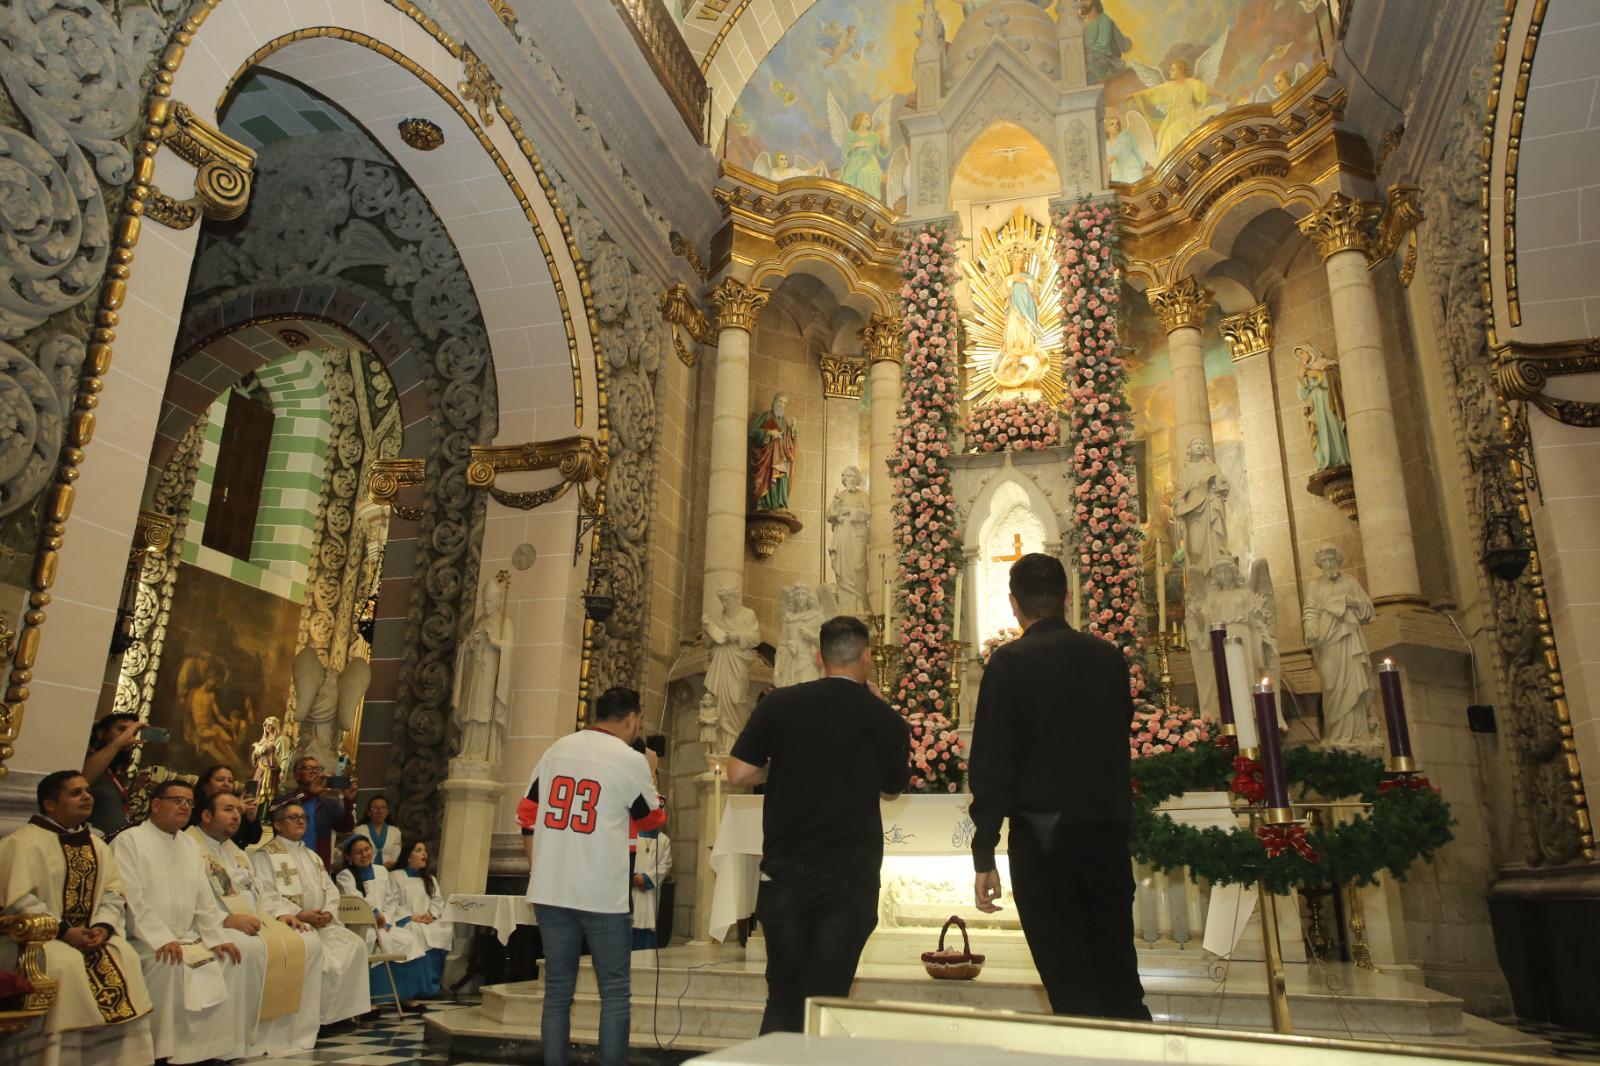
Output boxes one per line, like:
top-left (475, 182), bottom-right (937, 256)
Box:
top-left (991, 534), bottom-right (1024, 563)
top-left (273, 863), bottom-right (298, 889)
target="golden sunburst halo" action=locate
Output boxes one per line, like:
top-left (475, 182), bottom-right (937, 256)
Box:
top-left (961, 206), bottom-right (1066, 408)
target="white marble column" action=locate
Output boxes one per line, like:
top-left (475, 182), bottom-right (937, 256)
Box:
top-left (1147, 277), bottom-right (1217, 468)
top-left (1221, 304), bottom-right (1301, 642)
top-left (703, 279), bottom-right (770, 607)
top-left (438, 763), bottom-right (504, 900)
top-left (1299, 195), bottom-right (1423, 605)
top-left (862, 314), bottom-right (903, 615)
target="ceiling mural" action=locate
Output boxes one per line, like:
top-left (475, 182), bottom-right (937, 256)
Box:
top-left (722, 0), bottom-right (1325, 210)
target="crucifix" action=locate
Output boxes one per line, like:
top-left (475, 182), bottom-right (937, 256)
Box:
top-left (991, 533), bottom-right (1024, 563)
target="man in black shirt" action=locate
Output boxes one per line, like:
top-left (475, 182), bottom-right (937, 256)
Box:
top-left (727, 615), bottom-right (910, 1034)
top-left (969, 553), bottom-right (1150, 1021)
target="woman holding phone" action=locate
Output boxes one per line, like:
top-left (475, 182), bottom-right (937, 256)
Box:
top-left (187, 764), bottom-right (264, 846)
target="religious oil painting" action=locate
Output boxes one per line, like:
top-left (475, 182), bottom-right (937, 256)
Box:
top-left (724, 0), bottom-right (1325, 209)
top-left (148, 562), bottom-right (303, 777)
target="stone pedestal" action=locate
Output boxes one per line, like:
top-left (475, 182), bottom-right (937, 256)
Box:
top-left (439, 760), bottom-right (506, 902)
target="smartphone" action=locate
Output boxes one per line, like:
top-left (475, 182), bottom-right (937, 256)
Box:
top-left (325, 775), bottom-right (351, 791)
top-left (141, 726), bottom-right (170, 743)
top-left (240, 779), bottom-right (261, 801)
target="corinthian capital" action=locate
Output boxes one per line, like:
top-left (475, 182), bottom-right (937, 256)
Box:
top-left (860, 314), bottom-right (904, 365)
top-left (1220, 304), bottom-right (1274, 362)
top-left (1146, 277), bottom-right (1215, 334)
top-left (710, 278), bottom-right (770, 332)
top-left (1297, 192), bottom-right (1379, 260)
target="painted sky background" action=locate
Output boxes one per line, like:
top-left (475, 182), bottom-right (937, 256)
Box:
top-left (724, 0), bottom-right (1325, 209)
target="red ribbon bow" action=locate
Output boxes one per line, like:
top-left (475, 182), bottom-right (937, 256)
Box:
top-left (1378, 774), bottom-right (1435, 794)
top-left (1257, 822), bottom-right (1321, 863)
top-left (1230, 755), bottom-right (1266, 804)
top-left (1130, 778), bottom-right (1141, 798)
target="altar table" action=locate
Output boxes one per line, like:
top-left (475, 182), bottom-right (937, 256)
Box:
top-left (444, 893), bottom-right (536, 946)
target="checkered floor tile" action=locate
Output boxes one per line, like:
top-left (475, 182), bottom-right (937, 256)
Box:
top-left (1513, 1021), bottom-right (1600, 1062)
top-left (261, 1010), bottom-right (450, 1065)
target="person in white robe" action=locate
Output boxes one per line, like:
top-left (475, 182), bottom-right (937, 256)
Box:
top-left (631, 829), bottom-right (672, 949)
top-left (335, 835), bottom-right (436, 1002)
top-left (111, 780), bottom-right (264, 1064)
top-left (391, 840), bottom-right (452, 989)
top-left (249, 801), bottom-right (370, 1025)
top-left (189, 791), bottom-right (323, 1055)
top-left (339, 795), bottom-right (402, 870)
top-left (0, 771), bottom-right (154, 1066)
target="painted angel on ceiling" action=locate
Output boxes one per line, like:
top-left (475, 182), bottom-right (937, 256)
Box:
top-left (826, 91), bottom-right (906, 205)
top-left (818, 19), bottom-right (860, 66)
top-left (1126, 29), bottom-right (1231, 160)
top-left (1105, 110), bottom-right (1154, 185)
top-left (752, 151), bottom-right (828, 182)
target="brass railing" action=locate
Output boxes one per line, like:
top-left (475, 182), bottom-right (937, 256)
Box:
top-left (609, 0), bottom-right (708, 142)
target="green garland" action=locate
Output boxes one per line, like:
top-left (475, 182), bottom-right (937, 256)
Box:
top-left (1129, 742), bottom-right (1455, 894)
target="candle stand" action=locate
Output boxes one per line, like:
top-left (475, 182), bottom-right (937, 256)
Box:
top-left (867, 612), bottom-right (900, 696)
top-left (944, 640), bottom-right (967, 726)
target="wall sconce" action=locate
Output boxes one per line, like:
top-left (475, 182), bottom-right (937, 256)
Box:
top-left (581, 517), bottom-right (615, 624)
top-left (1482, 511), bottom-right (1532, 582)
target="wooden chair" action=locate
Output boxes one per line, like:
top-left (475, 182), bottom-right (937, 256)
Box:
top-left (336, 895), bottom-right (406, 1016)
top-left (0, 914), bottom-right (60, 1034)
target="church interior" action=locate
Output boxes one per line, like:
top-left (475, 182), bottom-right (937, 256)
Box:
top-left (1, 0), bottom-right (1599, 1062)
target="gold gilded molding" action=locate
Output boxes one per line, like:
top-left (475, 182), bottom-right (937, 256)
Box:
top-left (1495, 0), bottom-right (1550, 326)
top-left (658, 284), bottom-right (713, 367)
top-left (1493, 336), bottom-right (1600, 427)
top-left (1146, 276), bottom-right (1215, 334)
top-left (484, 0), bottom-right (519, 31)
top-left (1368, 184), bottom-right (1424, 275)
top-left (819, 354), bottom-right (867, 399)
top-left (697, 0), bottom-right (754, 74)
top-left (458, 46), bottom-right (500, 128)
top-left (467, 434), bottom-right (608, 511)
top-left (1297, 191), bottom-right (1379, 260)
top-left (609, 0), bottom-right (708, 142)
top-left (147, 100), bottom-right (256, 229)
top-left (398, 116), bottom-right (444, 150)
top-left (670, 232), bottom-right (708, 282)
top-left (709, 277), bottom-right (769, 332)
top-left (860, 313), bottom-right (903, 366)
top-left (133, 510), bottom-right (177, 554)
top-left (1220, 303), bottom-right (1273, 361)
top-left (368, 458), bottom-right (428, 521)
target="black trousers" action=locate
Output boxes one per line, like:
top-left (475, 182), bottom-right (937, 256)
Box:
top-left (754, 862), bottom-right (878, 1034)
top-left (1008, 817), bottom-right (1151, 1021)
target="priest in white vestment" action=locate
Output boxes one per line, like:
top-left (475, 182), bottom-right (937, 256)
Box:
top-left (189, 791), bottom-right (324, 1054)
top-left (111, 780), bottom-right (265, 1063)
top-left (0, 771), bottom-right (153, 1066)
top-left (249, 801), bottom-right (370, 1024)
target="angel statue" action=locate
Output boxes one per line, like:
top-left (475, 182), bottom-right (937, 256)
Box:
top-left (775, 583), bottom-right (824, 689)
top-left (1206, 555), bottom-right (1288, 730)
top-left (291, 646), bottom-right (372, 771)
top-left (1296, 344), bottom-right (1352, 471)
top-left (1127, 32), bottom-right (1230, 160)
top-left (827, 92), bottom-right (900, 202)
top-left (249, 715), bottom-right (292, 803)
top-left (1302, 545), bottom-right (1379, 747)
top-left (452, 572), bottom-right (514, 769)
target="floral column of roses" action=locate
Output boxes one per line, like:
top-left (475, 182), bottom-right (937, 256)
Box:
top-left (891, 222), bottom-right (967, 793)
top-left (1052, 198), bottom-right (1148, 698)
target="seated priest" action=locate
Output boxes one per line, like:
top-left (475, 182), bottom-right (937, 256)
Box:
top-left (390, 840), bottom-right (452, 990)
top-left (249, 801), bottom-right (370, 1026)
top-left (112, 779), bottom-right (267, 1063)
top-left (334, 835), bottom-right (436, 1004)
top-left (189, 791), bottom-right (324, 1055)
top-left (0, 771), bottom-right (154, 1066)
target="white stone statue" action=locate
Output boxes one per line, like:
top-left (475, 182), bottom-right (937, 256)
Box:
top-left (775, 583), bottom-right (824, 688)
top-left (703, 586), bottom-right (761, 754)
top-left (291, 648), bottom-right (372, 770)
top-left (1205, 554), bottom-right (1287, 729)
top-left (452, 571), bottom-right (514, 769)
top-left (696, 692), bottom-right (720, 751)
top-left (826, 466), bottom-right (871, 615)
top-left (1302, 545), bottom-right (1379, 747)
top-left (1182, 565), bottom-right (1221, 724)
top-left (1172, 437), bottom-right (1230, 575)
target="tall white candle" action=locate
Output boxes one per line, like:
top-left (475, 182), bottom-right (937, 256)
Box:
top-left (1224, 636), bottom-right (1257, 749)
top-left (1156, 541), bottom-right (1168, 635)
top-left (950, 568), bottom-right (963, 645)
top-left (1070, 565), bottom-right (1083, 629)
top-left (880, 553), bottom-right (891, 622)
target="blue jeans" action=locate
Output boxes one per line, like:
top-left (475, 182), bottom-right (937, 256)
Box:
top-left (533, 904), bottom-right (633, 1066)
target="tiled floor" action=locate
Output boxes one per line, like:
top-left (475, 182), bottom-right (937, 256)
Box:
top-left (1512, 1021), bottom-right (1600, 1062)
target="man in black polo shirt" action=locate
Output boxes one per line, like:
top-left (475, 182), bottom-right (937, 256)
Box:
top-left (969, 553), bottom-right (1150, 1021)
top-left (726, 615), bottom-right (910, 1034)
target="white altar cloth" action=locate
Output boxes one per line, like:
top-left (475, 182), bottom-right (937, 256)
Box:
top-left (707, 793), bottom-right (984, 943)
top-left (444, 893), bottom-right (536, 946)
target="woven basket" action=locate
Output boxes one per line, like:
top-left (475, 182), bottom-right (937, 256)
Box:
top-left (920, 914), bottom-right (985, 980)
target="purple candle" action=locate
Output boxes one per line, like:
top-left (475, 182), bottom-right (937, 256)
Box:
top-left (1209, 625), bottom-right (1234, 731)
top-left (1253, 678), bottom-right (1293, 823)
top-left (1378, 658), bottom-right (1415, 771)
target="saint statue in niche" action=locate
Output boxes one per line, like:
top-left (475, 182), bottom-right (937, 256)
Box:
top-left (452, 571), bottom-right (514, 768)
top-left (1302, 545), bottom-right (1379, 747)
top-left (1296, 344), bottom-right (1352, 471)
top-left (704, 586), bottom-right (761, 754)
top-left (826, 465), bottom-right (870, 614)
top-left (1172, 438), bottom-right (1230, 575)
top-left (749, 391), bottom-right (797, 513)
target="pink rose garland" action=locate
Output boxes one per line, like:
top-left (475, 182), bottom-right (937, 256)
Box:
top-left (891, 222), bottom-right (967, 793)
top-left (963, 397), bottom-right (1060, 453)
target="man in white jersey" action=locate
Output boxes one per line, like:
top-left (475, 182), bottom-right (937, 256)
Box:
top-left (518, 686), bottom-right (664, 1066)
